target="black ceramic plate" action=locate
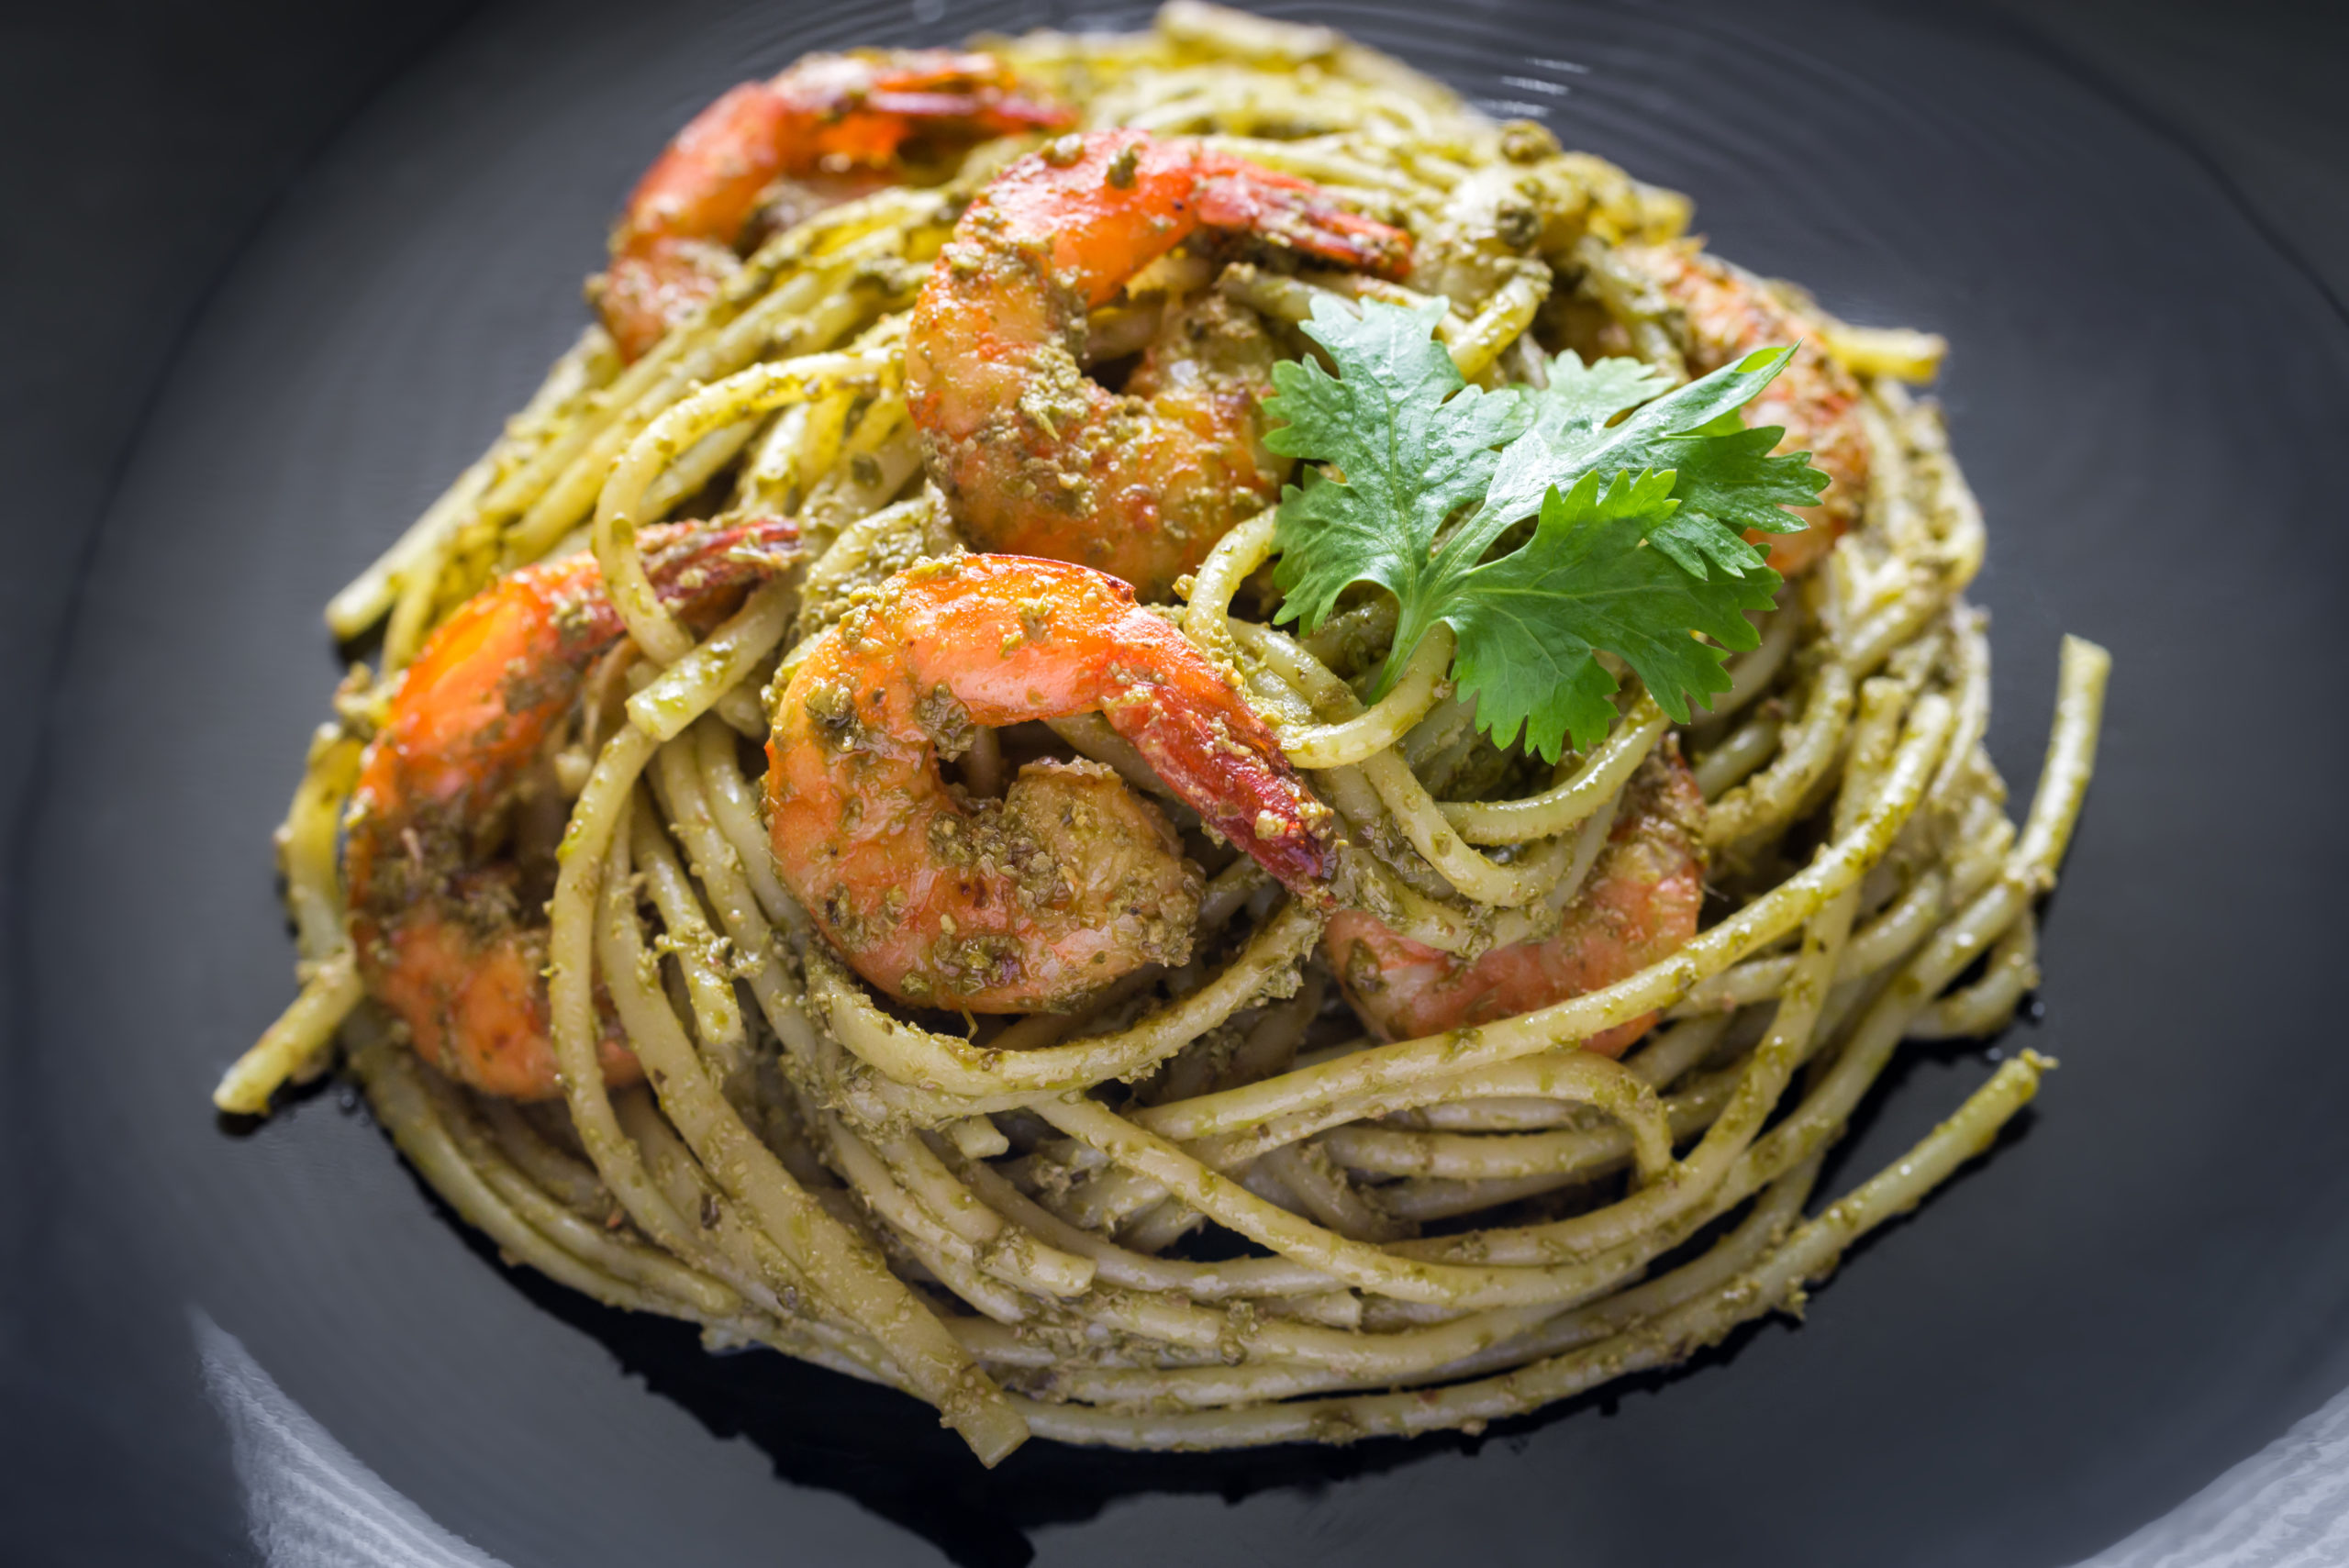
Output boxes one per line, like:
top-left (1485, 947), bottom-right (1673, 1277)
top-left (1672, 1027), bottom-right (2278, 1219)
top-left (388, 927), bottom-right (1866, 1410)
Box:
top-left (11, 1), bottom-right (2349, 1563)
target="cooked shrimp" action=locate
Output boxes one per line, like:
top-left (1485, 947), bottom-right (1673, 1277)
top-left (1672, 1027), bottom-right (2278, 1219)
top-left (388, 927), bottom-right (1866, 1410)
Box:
top-left (906, 128), bottom-right (1414, 603)
top-left (1611, 241), bottom-right (1867, 576)
top-left (766, 552), bottom-right (1337, 1012)
top-left (1326, 746), bottom-right (1706, 1052)
top-left (345, 517), bottom-right (802, 1099)
top-left (597, 50), bottom-right (1070, 361)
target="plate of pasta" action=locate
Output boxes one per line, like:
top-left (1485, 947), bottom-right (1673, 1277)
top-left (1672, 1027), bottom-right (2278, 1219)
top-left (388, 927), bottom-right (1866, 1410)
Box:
top-left (20, 0), bottom-right (2349, 1563)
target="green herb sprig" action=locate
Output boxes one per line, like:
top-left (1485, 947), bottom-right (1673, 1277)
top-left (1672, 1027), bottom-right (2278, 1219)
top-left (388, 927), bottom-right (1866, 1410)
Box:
top-left (1264, 296), bottom-right (1826, 761)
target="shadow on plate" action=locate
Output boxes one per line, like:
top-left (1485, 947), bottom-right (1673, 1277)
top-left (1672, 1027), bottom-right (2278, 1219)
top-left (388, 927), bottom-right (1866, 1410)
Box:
top-left (373, 1022), bottom-right (2039, 1568)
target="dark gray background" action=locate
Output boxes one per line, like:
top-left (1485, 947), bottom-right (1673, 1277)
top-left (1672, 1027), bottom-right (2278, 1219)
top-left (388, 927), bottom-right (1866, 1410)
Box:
top-left (5, 1), bottom-right (2344, 1562)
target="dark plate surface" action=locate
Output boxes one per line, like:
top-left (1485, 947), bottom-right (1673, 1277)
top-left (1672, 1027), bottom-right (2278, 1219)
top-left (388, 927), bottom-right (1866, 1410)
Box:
top-left (8, 0), bottom-right (2349, 1563)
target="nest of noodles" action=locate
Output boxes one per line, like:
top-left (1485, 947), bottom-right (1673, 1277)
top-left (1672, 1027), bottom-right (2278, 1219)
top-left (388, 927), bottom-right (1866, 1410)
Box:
top-left (228, 1), bottom-right (2106, 1462)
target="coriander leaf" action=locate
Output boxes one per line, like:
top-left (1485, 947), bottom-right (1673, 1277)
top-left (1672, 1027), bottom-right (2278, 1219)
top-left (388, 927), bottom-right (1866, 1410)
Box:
top-left (1484, 345), bottom-right (1826, 583)
top-left (1260, 299), bottom-right (1806, 762)
top-left (1452, 469), bottom-right (1782, 758)
top-left (1476, 350), bottom-right (1673, 527)
top-left (1520, 350), bottom-right (1675, 429)
top-left (1264, 295), bottom-right (1528, 641)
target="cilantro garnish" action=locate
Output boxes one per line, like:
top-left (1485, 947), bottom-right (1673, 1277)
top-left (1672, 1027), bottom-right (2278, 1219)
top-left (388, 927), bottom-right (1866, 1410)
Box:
top-left (1263, 296), bottom-right (1824, 762)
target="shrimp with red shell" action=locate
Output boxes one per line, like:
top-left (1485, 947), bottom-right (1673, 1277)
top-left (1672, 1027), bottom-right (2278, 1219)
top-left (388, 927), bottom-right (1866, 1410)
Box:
top-left (1609, 241), bottom-right (1868, 576)
top-left (765, 553), bottom-right (1338, 1014)
top-left (1326, 745), bottom-right (1706, 1054)
top-left (907, 128), bottom-right (1414, 604)
top-left (345, 516), bottom-right (801, 1100)
top-left (597, 49), bottom-right (1072, 362)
